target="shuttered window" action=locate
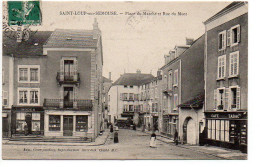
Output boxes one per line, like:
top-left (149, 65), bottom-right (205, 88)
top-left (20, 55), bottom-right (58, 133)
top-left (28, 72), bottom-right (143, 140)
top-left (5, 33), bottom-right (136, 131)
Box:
top-left (229, 51), bottom-right (239, 77)
top-left (2, 91), bottom-right (8, 106)
top-left (230, 24), bottom-right (241, 46)
top-left (218, 30), bottom-right (226, 50)
top-left (217, 55), bottom-right (226, 79)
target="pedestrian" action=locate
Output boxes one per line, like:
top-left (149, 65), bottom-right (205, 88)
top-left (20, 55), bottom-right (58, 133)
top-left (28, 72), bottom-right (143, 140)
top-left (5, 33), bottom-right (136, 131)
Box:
top-left (114, 131), bottom-right (119, 143)
top-left (24, 123), bottom-right (28, 136)
top-left (174, 130), bottom-right (178, 145)
top-left (110, 123), bottom-right (114, 133)
top-left (150, 131), bottom-right (156, 148)
top-left (133, 123), bottom-right (136, 130)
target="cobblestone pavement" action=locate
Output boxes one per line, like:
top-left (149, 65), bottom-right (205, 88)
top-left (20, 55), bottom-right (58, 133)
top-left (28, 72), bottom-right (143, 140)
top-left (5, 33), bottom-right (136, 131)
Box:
top-left (2, 129), bottom-right (245, 160)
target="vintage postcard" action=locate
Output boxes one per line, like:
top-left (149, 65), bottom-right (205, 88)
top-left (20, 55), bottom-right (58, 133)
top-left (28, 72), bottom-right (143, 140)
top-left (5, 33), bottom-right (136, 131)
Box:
top-left (2, 0), bottom-right (248, 160)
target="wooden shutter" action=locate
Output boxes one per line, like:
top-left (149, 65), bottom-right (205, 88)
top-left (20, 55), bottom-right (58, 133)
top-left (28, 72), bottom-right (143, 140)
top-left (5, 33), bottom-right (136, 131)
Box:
top-left (74, 58), bottom-right (78, 72)
top-left (235, 52), bottom-right (239, 75)
top-left (60, 58), bottom-right (64, 72)
top-left (214, 89), bottom-right (217, 109)
top-left (224, 88), bottom-right (230, 111)
top-left (227, 29), bottom-right (231, 46)
top-left (74, 86), bottom-right (78, 100)
top-left (236, 87), bottom-right (241, 109)
top-left (223, 55), bottom-right (226, 78)
top-left (120, 93), bottom-right (122, 100)
top-left (223, 30), bottom-right (227, 49)
top-left (176, 69), bottom-right (178, 86)
top-left (237, 25), bottom-right (241, 43)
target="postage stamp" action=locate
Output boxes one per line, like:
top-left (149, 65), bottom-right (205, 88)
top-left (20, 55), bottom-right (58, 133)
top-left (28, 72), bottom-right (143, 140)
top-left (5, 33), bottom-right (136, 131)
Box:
top-left (8, 1), bottom-right (41, 26)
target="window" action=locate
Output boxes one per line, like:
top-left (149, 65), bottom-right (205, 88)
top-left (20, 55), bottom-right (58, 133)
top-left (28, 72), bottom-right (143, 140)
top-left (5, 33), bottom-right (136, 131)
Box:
top-left (30, 91), bottom-right (39, 104)
top-left (76, 116), bottom-right (88, 132)
top-left (129, 105), bottom-right (134, 112)
top-left (19, 68), bottom-right (28, 81)
top-left (16, 112), bottom-right (26, 131)
top-left (217, 55), bottom-right (226, 79)
top-left (173, 69), bottom-right (178, 86)
top-left (122, 93), bottom-right (128, 101)
top-left (123, 105), bottom-right (128, 112)
top-left (173, 94), bottom-right (178, 110)
top-left (214, 88), bottom-right (225, 110)
top-left (49, 115), bottom-right (61, 131)
top-left (18, 65), bottom-right (40, 83)
top-left (207, 120), bottom-right (212, 139)
top-left (134, 94), bottom-right (139, 101)
top-left (129, 93), bottom-right (134, 101)
top-left (230, 86), bottom-right (241, 110)
top-left (229, 51), bottom-right (239, 77)
top-left (229, 24), bottom-right (240, 46)
top-left (168, 70), bottom-right (172, 90)
top-left (32, 113), bottom-right (41, 131)
top-left (30, 68), bottom-right (39, 81)
top-left (2, 91), bottom-right (8, 106)
top-left (18, 88), bottom-right (40, 105)
top-left (218, 30), bottom-right (226, 50)
top-left (19, 90), bottom-right (28, 104)
top-left (124, 85), bottom-right (127, 88)
top-left (130, 85), bottom-right (133, 88)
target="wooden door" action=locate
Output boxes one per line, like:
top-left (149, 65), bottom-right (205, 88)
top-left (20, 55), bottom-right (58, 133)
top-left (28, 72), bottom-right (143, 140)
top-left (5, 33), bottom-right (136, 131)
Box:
top-left (63, 116), bottom-right (73, 136)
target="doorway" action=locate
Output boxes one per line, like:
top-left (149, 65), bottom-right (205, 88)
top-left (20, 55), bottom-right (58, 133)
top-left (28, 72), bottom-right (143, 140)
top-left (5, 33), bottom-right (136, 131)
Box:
top-left (64, 87), bottom-right (74, 108)
top-left (64, 60), bottom-right (74, 80)
top-left (63, 116), bottom-right (73, 136)
top-left (183, 117), bottom-right (196, 145)
top-left (25, 113), bottom-right (32, 135)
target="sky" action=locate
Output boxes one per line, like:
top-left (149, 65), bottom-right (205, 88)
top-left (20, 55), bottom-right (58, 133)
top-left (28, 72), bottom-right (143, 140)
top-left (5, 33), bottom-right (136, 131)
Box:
top-left (4, 1), bottom-right (231, 81)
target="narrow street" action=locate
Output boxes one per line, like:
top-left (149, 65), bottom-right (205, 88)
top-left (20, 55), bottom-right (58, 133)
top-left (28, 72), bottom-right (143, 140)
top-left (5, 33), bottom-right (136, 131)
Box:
top-left (2, 129), bottom-right (223, 160)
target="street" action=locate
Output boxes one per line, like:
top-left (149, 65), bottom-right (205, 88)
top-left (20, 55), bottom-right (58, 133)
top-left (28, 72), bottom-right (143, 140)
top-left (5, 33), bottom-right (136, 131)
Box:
top-left (2, 129), bottom-right (223, 160)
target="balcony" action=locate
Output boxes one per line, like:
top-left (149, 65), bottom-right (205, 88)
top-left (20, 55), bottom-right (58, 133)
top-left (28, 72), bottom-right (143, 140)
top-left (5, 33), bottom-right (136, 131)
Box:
top-left (43, 99), bottom-right (93, 111)
top-left (56, 72), bottom-right (80, 85)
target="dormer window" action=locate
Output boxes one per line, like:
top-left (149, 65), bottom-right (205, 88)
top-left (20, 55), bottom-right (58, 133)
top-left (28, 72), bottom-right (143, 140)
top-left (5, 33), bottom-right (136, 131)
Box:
top-left (66, 37), bottom-right (72, 40)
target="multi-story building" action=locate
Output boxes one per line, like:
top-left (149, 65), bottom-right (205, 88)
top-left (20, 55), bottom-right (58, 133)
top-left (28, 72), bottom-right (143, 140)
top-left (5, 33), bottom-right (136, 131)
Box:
top-left (102, 73), bottom-right (113, 129)
top-left (203, 2), bottom-right (248, 152)
top-left (160, 44), bottom-right (190, 137)
top-left (159, 36), bottom-right (205, 142)
top-left (2, 19), bottom-right (104, 141)
top-left (107, 71), bottom-right (154, 125)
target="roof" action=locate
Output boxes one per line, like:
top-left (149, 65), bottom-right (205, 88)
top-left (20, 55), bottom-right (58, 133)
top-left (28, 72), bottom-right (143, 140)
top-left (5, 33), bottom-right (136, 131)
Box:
top-left (178, 92), bottom-right (204, 109)
top-left (204, 1), bottom-right (247, 24)
top-left (102, 76), bottom-right (112, 83)
top-left (3, 31), bottom-right (52, 57)
top-left (44, 29), bottom-right (98, 48)
top-left (113, 73), bottom-right (155, 86)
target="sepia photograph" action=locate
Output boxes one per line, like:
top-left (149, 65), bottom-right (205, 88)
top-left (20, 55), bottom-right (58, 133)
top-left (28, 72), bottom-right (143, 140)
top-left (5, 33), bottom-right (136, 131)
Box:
top-left (1, 0), bottom-right (248, 160)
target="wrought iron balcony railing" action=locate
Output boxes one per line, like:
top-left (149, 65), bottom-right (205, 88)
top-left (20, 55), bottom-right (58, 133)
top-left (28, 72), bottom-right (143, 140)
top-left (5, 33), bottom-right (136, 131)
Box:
top-left (56, 72), bottom-right (80, 85)
top-left (43, 99), bottom-right (93, 111)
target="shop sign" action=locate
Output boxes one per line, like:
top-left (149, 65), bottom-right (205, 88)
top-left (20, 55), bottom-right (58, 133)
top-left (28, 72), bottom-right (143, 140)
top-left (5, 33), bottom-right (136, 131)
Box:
top-left (206, 112), bottom-right (246, 119)
top-left (12, 106), bottom-right (43, 112)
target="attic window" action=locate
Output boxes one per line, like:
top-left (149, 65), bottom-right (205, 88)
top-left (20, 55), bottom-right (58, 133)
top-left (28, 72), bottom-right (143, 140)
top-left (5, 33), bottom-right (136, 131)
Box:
top-left (34, 43), bottom-right (39, 46)
top-left (66, 37), bottom-right (72, 40)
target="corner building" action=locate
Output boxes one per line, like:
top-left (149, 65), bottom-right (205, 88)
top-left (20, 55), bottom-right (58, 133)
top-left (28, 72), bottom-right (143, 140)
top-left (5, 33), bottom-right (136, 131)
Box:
top-left (204, 2), bottom-right (248, 152)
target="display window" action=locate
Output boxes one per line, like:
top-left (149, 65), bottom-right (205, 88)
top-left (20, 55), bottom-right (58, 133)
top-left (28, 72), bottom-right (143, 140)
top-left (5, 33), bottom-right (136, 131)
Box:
top-left (49, 115), bottom-right (61, 131)
top-left (76, 115), bottom-right (88, 132)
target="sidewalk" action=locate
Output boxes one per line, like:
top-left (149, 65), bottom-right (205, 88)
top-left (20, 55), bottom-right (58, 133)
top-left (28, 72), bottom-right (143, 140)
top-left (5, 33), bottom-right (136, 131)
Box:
top-left (2, 129), bottom-right (110, 146)
top-left (137, 128), bottom-right (247, 160)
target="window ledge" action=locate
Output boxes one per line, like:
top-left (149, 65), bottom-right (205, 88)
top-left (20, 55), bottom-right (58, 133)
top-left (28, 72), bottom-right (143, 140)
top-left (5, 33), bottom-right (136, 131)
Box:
top-left (231, 43), bottom-right (239, 47)
top-left (216, 78), bottom-right (225, 81)
top-left (228, 75), bottom-right (239, 79)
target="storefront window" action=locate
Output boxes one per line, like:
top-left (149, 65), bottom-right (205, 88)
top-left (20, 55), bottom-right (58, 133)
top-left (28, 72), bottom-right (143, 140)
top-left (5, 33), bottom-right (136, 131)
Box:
top-left (16, 112), bottom-right (26, 131)
top-left (216, 120), bottom-right (220, 140)
top-left (207, 120), bottom-right (212, 139)
top-left (32, 113), bottom-right (40, 131)
top-left (225, 120), bottom-right (230, 142)
top-left (212, 120), bottom-right (216, 139)
top-left (76, 116), bottom-right (88, 132)
top-left (220, 120), bottom-right (225, 141)
top-left (49, 115), bottom-right (61, 131)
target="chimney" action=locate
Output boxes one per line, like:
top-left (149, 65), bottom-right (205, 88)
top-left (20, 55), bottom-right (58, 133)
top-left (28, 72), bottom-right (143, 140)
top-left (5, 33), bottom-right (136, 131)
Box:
top-left (136, 69), bottom-right (141, 74)
top-left (186, 38), bottom-right (194, 45)
top-left (93, 18), bottom-right (99, 40)
top-left (109, 72), bottom-right (111, 80)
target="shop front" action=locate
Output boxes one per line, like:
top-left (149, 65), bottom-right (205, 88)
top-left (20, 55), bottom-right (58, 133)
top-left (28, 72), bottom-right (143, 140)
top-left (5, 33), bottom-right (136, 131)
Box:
top-left (205, 112), bottom-right (247, 153)
top-left (161, 114), bottom-right (178, 138)
top-left (44, 110), bottom-right (92, 138)
top-left (11, 106), bottom-right (44, 136)
top-left (2, 109), bottom-right (11, 138)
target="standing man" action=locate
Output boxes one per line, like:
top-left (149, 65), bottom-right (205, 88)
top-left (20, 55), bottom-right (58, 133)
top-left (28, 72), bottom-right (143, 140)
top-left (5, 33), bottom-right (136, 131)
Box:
top-left (174, 130), bottom-right (178, 145)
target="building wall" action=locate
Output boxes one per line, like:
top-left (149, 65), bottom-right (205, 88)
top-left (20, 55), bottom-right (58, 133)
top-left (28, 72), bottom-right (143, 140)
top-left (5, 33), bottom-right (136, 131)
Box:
top-left (205, 13), bottom-right (248, 112)
top-left (179, 107), bottom-right (204, 145)
top-left (180, 36), bottom-right (205, 103)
